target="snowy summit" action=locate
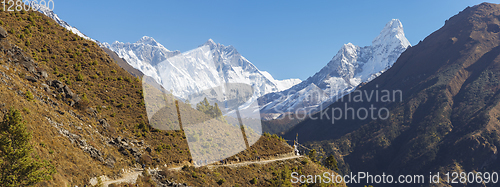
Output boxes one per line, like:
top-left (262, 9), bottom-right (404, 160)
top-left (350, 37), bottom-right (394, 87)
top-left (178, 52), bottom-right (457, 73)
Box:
top-left (259, 19), bottom-right (411, 118)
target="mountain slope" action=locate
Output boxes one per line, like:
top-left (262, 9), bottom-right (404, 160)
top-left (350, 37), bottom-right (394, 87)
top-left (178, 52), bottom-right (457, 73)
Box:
top-left (285, 2), bottom-right (500, 184)
top-left (259, 19), bottom-right (410, 118)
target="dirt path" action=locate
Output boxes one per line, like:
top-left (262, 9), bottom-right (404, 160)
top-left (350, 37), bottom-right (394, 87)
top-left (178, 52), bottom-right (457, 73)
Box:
top-left (210, 155), bottom-right (303, 168)
top-left (168, 155), bottom-right (303, 171)
top-left (102, 169), bottom-right (142, 187)
top-left (93, 155), bottom-right (303, 186)
top-left (89, 168), bottom-right (143, 187)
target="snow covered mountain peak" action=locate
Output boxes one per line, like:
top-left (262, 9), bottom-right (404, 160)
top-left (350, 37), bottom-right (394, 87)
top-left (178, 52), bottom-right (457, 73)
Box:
top-left (204, 38), bottom-right (216, 46)
top-left (259, 19), bottom-right (411, 118)
top-left (103, 36), bottom-right (180, 67)
top-left (202, 39), bottom-right (238, 53)
top-left (136, 36), bottom-right (166, 49)
top-left (373, 19), bottom-right (410, 47)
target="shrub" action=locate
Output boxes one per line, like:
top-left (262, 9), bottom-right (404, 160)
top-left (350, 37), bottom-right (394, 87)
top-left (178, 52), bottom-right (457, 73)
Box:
top-left (25, 91), bottom-right (34, 101)
top-left (74, 63), bottom-right (81, 71)
top-left (76, 73), bottom-right (84, 81)
top-left (76, 94), bottom-right (90, 110)
top-left (22, 108), bottom-right (30, 114)
top-left (217, 179), bottom-right (226, 185)
top-left (250, 178), bottom-right (257, 184)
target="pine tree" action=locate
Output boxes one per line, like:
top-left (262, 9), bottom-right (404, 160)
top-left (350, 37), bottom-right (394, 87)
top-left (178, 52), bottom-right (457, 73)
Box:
top-left (0, 108), bottom-right (56, 186)
top-left (324, 155), bottom-right (338, 171)
top-left (308, 149), bottom-right (318, 163)
top-left (269, 165), bottom-right (292, 187)
top-left (213, 103), bottom-right (222, 118)
top-left (196, 98), bottom-right (224, 119)
top-left (196, 98), bottom-right (211, 115)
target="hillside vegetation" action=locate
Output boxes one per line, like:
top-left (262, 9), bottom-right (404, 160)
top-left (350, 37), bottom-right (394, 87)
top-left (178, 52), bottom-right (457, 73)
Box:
top-left (0, 8), bottom-right (315, 186)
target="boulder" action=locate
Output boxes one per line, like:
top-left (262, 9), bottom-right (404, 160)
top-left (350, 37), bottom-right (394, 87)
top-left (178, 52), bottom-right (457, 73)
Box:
top-left (98, 119), bottom-right (110, 129)
top-left (25, 76), bottom-right (37, 82)
top-left (105, 155), bottom-right (116, 168)
top-left (41, 83), bottom-right (50, 92)
top-left (20, 58), bottom-right (36, 73)
top-left (0, 26), bottom-right (7, 38)
top-left (50, 80), bottom-right (64, 89)
top-left (63, 85), bottom-right (80, 102)
top-left (38, 70), bottom-right (48, 79)
top-left (129, 147), bottom-right (141, 158)
top-left (118, 147), bottom-right (129, 156)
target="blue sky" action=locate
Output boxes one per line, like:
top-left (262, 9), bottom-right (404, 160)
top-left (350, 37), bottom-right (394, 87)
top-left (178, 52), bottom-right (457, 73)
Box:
top-left (52, 0), bottom-right (497, 80)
